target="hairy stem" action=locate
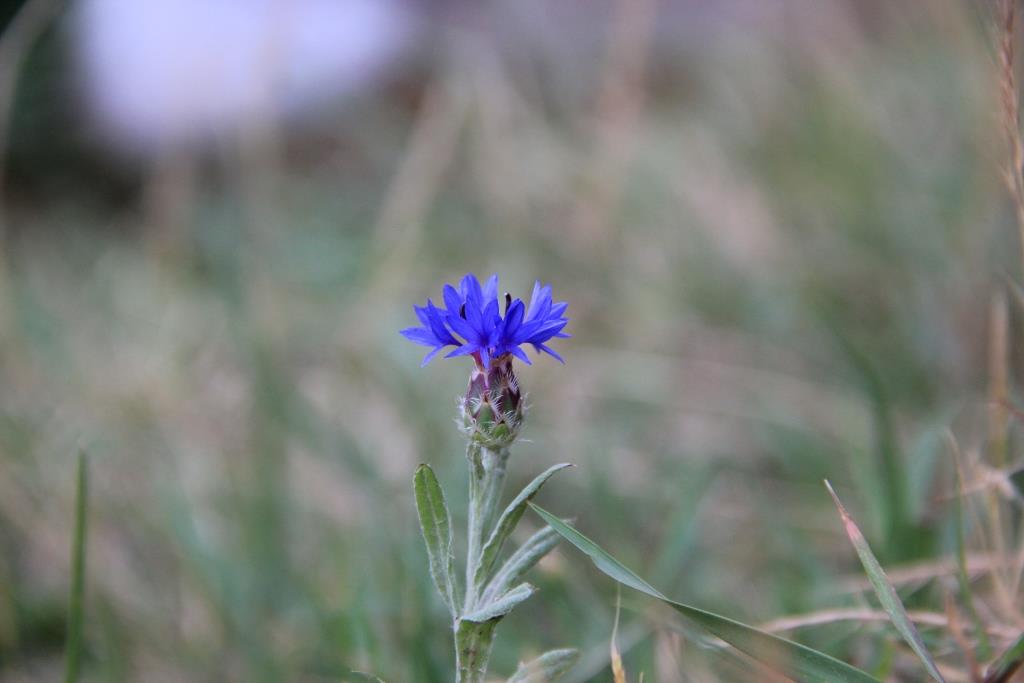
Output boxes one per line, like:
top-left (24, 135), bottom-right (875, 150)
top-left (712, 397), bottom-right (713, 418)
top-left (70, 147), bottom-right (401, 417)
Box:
top-left (457, 445), bottom-right (510, 683)
top-left (455, 619), bottom-right (497, 683)
top-left (478, 447), bottom-right (510, 542)
top-left (463, 445), bottom-right (510, 612)
top-left (464, 443), bottom-right (485, 614)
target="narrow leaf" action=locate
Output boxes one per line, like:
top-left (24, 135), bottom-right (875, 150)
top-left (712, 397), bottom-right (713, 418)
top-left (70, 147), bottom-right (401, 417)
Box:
top-left (825, 481), bottom-right (947, 683)
top-left (482, 525), bottom-right (562, 604)
top-left (413, 464), bottom-right (459, 616)
top-left (462, 583), bottom-right (537, 623)
top-left (983, 631), bottom-right (1024, 683)
top-left (530, 502), bottom-right (882, 683)
top-left (507, 648), bottom-right (580, 682)
top-left (474, 463), bottom-right (572, 592)
top-left (63, 452), bottom-right (88, 683)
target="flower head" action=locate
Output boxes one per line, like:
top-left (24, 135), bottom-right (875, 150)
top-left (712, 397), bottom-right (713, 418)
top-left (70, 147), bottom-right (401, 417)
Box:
top-left (400, 273), bottom-right (569, 368)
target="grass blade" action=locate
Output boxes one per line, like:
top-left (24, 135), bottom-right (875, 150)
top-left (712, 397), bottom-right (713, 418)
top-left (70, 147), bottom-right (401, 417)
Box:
top-left (828, 322), bottom-right (912, 559)
top-left (63, 451), bottom-right (88, 683)
top-left (825, 481), bottom-right (947, 683)
top-left (529, 503), bottom-right (882, 683)
top-left (413, 464), bottom-right (459, 617)
top-left (983, 631), bottom-right (1024, 683)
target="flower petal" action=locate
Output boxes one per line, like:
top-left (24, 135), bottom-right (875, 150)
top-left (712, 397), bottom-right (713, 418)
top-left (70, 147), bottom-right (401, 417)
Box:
top-left (400, 327), bottom-right (439, 346)
top-left (414, 304), bottom-right (431, 327)
top-left (525, 281), bottom-right (543, 319)
top-left (482, 274), bottom-right (499, 306)
top-left (426, 299), bottom-right (459, 345)
top-left (461, 273), bottom-right (483, 308)
top-left (420, 345), bottom-right (446, 366)
top-left (442, 284), bottom-right (463, 315)
top-left (463, 296), bottom-right (485, 335)
top-left (535, 342), bottom-right (565, 363)
top-left (446, 313), bottom-right (477, 342)
top-left (445, 343), bottom-right (479, 358)
top-left (504, 299), bottom-right (525, 336)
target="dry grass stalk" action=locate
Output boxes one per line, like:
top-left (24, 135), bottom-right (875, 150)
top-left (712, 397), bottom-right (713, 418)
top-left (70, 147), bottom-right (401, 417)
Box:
top-left (946, 592), bottom-right (983, 682)
top-left (758, 607), bottom-right (1019, 641)
top-left (611, 589), bottom-right (628, 683)
top-left (997, 0), bottom-right (1024, 271)
top-left (988, 291), bottom-right (1010, 470)
top-left (983, 290), bottom-right (1017, 613)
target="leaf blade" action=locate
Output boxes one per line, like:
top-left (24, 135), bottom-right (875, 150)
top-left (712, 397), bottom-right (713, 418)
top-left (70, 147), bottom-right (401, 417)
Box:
top-left (413, 464), bottom-right (459, 616)
top-left (983, 631), bottom-right (1024, 683)
top-left (474, 463), bottom-right (572, 592)
top-left (826, 481), bottom-right (947, 683)
top-left (482, 524), bottom-right (562, 604)
top-left (529, 502), bottom-right (882, 683)
top-left (462, 583), bottom-right (538, 623)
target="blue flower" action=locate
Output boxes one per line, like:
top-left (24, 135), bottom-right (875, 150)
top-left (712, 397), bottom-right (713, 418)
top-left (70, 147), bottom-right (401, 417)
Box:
top-left (401, 273), bottom-right (569, 367)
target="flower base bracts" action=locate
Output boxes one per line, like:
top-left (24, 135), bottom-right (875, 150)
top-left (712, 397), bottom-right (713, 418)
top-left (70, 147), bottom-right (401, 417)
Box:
top-left (459, 357), bottom-right (524, 450)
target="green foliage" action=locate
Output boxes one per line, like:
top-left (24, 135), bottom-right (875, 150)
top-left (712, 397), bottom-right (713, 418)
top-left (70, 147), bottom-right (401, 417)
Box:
top-left (473, 464), bottom-right (573, 597)
top-left (0, 6), bottom-right (1012, 680)
top-left (63, 452), bottom-right (88, 683)
top-left (530, 503), bottom-right (883, 683)
top-left (462, 583), bottom-right (537, 624)
top-left (984, 631), bottom-right (1024, 683)
top-left (414, 464), bottom-right (460, 618)
top-left (825, 482), bottom-right (946, 683)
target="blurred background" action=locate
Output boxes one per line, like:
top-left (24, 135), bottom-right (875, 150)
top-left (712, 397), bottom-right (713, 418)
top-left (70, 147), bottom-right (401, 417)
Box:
top-left (0, 0), bottom-right (1018, 680)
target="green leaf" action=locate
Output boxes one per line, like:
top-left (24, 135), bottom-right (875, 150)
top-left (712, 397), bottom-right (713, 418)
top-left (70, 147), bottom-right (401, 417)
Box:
top-left (825, 482), bottom-right (946, 683)
top-left (984, 631), bottom-right (1024, 683)
top-left (474, 463), bottom-right (572, 593)
top-left (413, 464), bottom-right (459, 617)
top-left (529, 502), bottom-right (882, 683)
top-left (462, 583), bottom-right (537, 623)
top-left (827, 320), bottom-right (912, 560)
top-left (507, 648), bottom-right (579, 682)
top-left (63, 451), bottom-right (88, 683)
top-left (482, 525), bottom-right (562, 604)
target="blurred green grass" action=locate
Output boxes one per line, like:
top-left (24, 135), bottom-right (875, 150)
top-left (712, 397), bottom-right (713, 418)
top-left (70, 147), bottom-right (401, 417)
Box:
top-left (0, 2), bottom-right (1019, 681)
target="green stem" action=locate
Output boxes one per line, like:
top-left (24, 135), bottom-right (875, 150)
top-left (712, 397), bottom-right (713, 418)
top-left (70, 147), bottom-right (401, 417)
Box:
top-left (464, 443), bottom-right (485, 614)
top-left (455, 619), bottom-right (497, 683)
top-left (463, 445), bottom-right (509, 613)
top-left (478, 447), bottom-right (509, 545)
top-left (457, 445), bottom-right (509, 683)
top-left (63, 452), bottom-right (88, 683)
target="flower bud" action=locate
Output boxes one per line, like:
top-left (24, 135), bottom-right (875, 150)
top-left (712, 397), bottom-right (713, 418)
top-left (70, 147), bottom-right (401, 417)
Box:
top-left (458, 356), bottom-right (524, 449)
